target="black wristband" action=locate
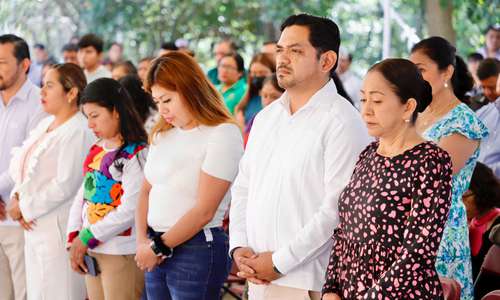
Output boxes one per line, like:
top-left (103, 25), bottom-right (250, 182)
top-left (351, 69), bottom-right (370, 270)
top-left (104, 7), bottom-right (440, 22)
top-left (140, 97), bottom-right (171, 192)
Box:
top-left (153, 236), bottom-right (173, 258)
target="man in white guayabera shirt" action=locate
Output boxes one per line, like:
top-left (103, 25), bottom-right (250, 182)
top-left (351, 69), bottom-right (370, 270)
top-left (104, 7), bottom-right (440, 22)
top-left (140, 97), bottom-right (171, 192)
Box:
top-left (229, 14), bottom-right (371, 300)
top-left (0, 34), bottom-right (46, 300)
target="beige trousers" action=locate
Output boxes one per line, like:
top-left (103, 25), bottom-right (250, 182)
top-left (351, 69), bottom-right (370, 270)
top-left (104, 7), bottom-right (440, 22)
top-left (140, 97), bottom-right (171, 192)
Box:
top-left (0, 226), bottom-right (26, 300)
top-left (249, 283), bottom-right (321, 300)
top-left (85, 252), bottom-right (144, 300)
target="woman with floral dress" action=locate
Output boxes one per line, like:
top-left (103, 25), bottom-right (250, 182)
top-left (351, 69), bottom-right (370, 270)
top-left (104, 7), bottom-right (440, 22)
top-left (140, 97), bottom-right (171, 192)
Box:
top-left (410, 37), bottom-right (489, 300)
top-left (323, 59), bottom-right (453, 299)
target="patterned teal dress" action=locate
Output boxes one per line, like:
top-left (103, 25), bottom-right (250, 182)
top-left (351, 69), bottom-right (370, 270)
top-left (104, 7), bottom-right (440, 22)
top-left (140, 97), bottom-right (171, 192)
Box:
top-left (423, 103), bottom-right (488, 300)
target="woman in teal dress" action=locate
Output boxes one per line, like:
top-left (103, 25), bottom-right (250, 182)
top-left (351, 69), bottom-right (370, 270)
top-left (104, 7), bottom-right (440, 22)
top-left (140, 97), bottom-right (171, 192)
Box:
top-left (410, 36), bottom-right (489, 300)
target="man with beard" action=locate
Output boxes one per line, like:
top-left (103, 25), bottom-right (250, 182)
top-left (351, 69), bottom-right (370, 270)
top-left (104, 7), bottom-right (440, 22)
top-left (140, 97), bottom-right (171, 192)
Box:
top-left (229, 14), bottom-right (370, 299)
top-left (0, 34), bottom-right (46, 300)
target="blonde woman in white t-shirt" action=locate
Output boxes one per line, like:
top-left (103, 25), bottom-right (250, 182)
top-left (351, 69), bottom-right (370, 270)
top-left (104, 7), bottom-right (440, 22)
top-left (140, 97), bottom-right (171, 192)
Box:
top-left (135, 52), bottom-right (243, 300)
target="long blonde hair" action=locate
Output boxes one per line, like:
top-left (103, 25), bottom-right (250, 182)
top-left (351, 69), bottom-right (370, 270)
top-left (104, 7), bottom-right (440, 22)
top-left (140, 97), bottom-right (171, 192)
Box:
top-left (144, 51), bottom-right (235, 143)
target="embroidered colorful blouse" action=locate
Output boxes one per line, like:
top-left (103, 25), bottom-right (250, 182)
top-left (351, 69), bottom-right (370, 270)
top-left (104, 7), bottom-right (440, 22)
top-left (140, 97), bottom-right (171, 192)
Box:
top-left (66, 141), bottom-right (147, 255)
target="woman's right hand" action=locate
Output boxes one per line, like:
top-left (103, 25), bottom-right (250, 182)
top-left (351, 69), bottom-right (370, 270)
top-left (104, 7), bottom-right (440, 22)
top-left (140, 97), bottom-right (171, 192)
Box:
top-left (135, 241), bottom-right (162, 272)
top-left (69, 238), bottom-right (88, 274)
top-left (323, 293), bottom-right (341, 300)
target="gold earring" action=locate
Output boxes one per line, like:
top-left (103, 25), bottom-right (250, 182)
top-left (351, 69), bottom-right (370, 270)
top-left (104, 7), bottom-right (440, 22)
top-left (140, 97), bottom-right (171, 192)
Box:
top-left (444, 81), bottom-right (448, 88)
top-left (404, 119), bottom-right (410, 123)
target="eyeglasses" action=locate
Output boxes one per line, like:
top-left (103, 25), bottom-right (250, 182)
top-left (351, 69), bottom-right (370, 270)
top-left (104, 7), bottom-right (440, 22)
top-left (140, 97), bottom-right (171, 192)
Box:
top-left (218, 64), bottom-right (238, 71)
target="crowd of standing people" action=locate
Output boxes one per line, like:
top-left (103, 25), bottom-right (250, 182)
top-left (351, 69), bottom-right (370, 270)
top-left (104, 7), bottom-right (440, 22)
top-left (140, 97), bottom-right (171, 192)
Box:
top-left (0, 12), bottom-right (499, 300)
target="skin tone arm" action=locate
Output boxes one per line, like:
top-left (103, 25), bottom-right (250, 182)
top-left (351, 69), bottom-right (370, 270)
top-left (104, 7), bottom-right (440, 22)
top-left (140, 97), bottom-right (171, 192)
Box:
top-left (438, 134), bottom-right (479, 175)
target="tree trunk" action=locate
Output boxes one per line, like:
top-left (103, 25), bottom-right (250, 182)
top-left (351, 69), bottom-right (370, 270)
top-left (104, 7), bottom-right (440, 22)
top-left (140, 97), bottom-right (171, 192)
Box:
top-left (424, 0), bottom-right (456, 45)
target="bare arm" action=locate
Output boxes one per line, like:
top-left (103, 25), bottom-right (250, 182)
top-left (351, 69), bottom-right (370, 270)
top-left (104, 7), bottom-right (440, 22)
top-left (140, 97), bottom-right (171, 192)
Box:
top-left (438, 133), bottom-right (479, 175)
top-left (135, 179), bottom-right (151, 244)
top-left (161, 171), bottom-right (231, 248)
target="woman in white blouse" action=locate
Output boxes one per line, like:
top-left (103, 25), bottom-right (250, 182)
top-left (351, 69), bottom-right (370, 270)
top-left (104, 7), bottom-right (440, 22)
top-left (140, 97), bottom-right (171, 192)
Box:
top-left (134, 52), bottom-right (243, 300)
top-left (7, 63), bottom-right (94, 300)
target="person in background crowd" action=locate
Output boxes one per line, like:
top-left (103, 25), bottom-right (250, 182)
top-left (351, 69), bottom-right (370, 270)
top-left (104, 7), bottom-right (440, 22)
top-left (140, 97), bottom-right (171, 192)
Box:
top-left (119, 74), bottom-right (158, 133)
top-left (243, 73), bottom-right (284, 146)
top-left (8, 63), bottom-right (93, 300)
top-left (477, 58), bottom-right (500, 178)
top-left (323, 58), bottom-right (453, 300)
top-left (216, 53), bottom-right (247, 115)
top-left (0, 34), bottom-right (46, 300)
top-left (77, 34), bottom-right (112, 83)
top-left (230, 14), bottom-right (370, 300)
top-left (29, 43), bottom-right (57, 87)
top-left (112, 60), bottom-right (137, 81)
top-left (67, 78), bottom-right (148, 300)
top-left (137, 57), bottom-right (154, 83)
top-left (207, 39), bottom-right (237, 85)
top-left (62, 43), bottom-right (79, 65)
top-left (135, 51), bottom-right (243, 300)
top-left (466, 52), bottom-right (486, 111)
top-left (235, 53), bottom-right (275, 128)
top-left (158, 41), bottom-right (178, 57)
top-left (261, 41), bottom-right (277, 61)
top-left (477, 24), bottom-right (500, 60)
top-left (108, 42), bottom-right (124, 64)
top-left (336, 48), bottom-right (362, 109)
top-left (467, 52), bottom-right (484, 88)
top-left (410, 36), bottom-right (489, 300)
top-left (461, 162), bottom-right (500, 280)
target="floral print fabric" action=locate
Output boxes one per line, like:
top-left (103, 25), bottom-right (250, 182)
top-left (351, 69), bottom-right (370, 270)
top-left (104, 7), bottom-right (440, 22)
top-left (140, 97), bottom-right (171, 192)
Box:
top-left (423, 103), bottom-right (489, 300)
top-left (323, 141), bottom-right (453, 299)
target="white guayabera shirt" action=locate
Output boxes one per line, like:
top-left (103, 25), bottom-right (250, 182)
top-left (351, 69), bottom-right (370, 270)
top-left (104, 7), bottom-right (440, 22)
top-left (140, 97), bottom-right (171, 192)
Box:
top-left (230, 80), bottom-right (371, 292)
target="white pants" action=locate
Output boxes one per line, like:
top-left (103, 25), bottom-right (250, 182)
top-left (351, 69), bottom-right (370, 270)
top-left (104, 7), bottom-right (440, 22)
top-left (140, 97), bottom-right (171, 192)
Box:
top-left (24, 212), bottom-right (86, 300)
top-left (249, 283), bottom-right (321, 300)
top-left (0, 226), bottom-right (26, 300)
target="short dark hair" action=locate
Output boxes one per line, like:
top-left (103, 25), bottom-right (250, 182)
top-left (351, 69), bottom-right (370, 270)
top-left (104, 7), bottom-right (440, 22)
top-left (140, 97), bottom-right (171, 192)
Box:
top-left (369, 58), bottom-right (433, 124)
top-left (160, 42), bottom-right (178, 51)
top-left (34, 43), bottom-right (45, 50)
top-left (0, 34), bottom-right (30, 63)
top-left (467, 52), bottom-right (484, 62)
top-left (411, 36), bottom-right (473, 100)
top-left (468, 162), bottom-right (500, 214)
top-left (280, 14), bottom-right (341, 73)
top-left (61, 43), bottom-right (78, 53)
top-left (477, 58), bottom-right (500, 80)
top-left (77, 34), bottom-right (104, 53)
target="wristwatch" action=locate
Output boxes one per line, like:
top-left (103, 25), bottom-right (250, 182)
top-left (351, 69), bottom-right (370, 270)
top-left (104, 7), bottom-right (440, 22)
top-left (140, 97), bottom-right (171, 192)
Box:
top-left (150, 236), bottom-right (173, 258)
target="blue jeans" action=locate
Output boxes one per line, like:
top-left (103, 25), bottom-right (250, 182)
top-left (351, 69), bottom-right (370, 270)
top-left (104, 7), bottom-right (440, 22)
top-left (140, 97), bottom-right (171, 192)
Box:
top-left (145, 227), bottom-right (231, 300)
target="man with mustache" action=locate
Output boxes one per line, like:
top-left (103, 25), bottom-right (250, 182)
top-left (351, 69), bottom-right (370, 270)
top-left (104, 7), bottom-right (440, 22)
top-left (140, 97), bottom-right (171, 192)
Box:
top-left (0, 34), bottom-right (46, 300)
top-left (229, 14), bottom-right (370, 300)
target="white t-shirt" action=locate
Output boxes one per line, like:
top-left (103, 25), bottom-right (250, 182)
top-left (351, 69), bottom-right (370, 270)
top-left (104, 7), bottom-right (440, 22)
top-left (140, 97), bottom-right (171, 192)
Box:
top-left (145, 123), bottom-right (243, 232)
top-left (84, 65), bottom-right (111, 83)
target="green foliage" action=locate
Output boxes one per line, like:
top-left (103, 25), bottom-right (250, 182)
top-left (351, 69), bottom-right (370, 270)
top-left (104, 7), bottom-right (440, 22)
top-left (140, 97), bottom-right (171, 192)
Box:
top-left (0, 0), bottom-right (497, 73)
